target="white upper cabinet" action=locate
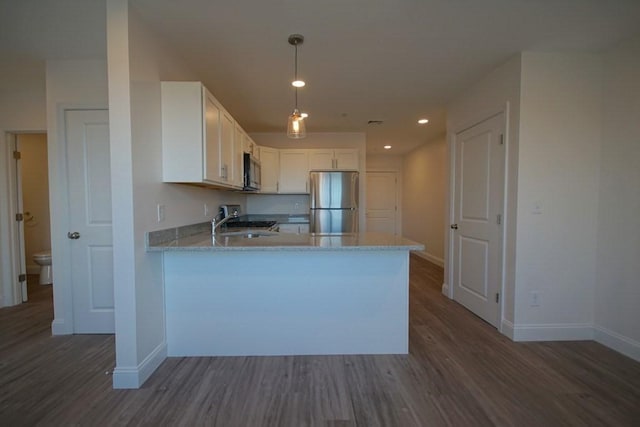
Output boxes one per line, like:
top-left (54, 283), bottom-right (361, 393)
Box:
top-left (242, 135), bottom-right (259, 159)
top-left (161, 81), bottom-right (244, 189)
top-left (219, 110), bottom-right (235, 185)
top-left (259, 147), bottom-right (280, 193)
top-left (279, 149), bottom-right (309, 193)
top-left (309, 148), bottom-right (359, 171)
top-left (232, 124), bottom-right (246, 188)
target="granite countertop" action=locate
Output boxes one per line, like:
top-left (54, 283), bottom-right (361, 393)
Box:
top-left (147, 225), bottom-right (423, 252)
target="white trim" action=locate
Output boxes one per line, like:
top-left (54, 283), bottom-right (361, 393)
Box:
top-left (113, 341), bottom-right (167, 389)
top-left (594, 325), bottom-right (640, 363)
top-left (51, 318), bottom-right (71, 335)
top-left (511, 323), bottom-right (594, 342)
top-left (500, 318), bottom-right (515, 339)
top-left (413, 250), bottom-right (444, 267)
top-left (441, 282), bottom-right (450, 298)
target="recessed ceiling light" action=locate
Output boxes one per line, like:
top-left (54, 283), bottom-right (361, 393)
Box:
top-left (418, 118), bottom-right (429, 124)
top-left (384, 145), bottom-right (392, 150)
top-left (292, 80), bottom-right (305, 88)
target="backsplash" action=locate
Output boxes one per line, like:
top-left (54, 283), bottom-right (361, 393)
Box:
top-left (246, 194), bottom-right (309, 215)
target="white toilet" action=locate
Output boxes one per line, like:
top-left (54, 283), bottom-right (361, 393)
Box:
top-left (33, 250), bottom-right (53, 285)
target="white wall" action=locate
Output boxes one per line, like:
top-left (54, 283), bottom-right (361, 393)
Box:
top-left (366, 154), bottom-right (403, 171)
top-left (515, 53), bottom-right (603, 335)
top-left (107, 0), bottom-right (246, 388)
top-left (0, 60), bottom-right (47, 306)
top-left (447, 55), bottom-right (522, 324)
top-left (400, 138), bottom-right (446, 266)
top-left (595, 35), bottom-right (640, 359)
top-left (18, 134), bottom-right (51, 273)
top-left (45, 59), bottom-right (109, 334)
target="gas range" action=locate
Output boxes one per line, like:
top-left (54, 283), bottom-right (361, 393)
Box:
top-left (223, 219), bottom-right (278, 230)
top-left (219, 204), bottom-right (279, 231)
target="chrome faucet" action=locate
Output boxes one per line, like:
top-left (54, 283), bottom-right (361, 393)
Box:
top-left (211, 209), bottom-right (238, 235)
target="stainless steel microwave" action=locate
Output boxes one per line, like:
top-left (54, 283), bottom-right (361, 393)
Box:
top-left (243, 153), bottom-right (261, 191)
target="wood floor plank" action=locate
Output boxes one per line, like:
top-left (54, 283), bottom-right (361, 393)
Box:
top-left (1, 258), bottom-right (639, 426)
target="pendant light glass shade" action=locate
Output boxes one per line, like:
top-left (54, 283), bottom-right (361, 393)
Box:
top-left (287, 108), bottom-right (306, 139)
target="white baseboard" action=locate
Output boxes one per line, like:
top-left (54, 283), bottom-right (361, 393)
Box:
top-left (51, 318), bottom-right (72, 335)
top-left (112, 341), bottom-right (167, 389)
top-left (441, 282), bottom-right (450, 298)
top-left (594, 325), bottom-right (640, 362)
top-left (413, 251), bottom-right (444, 267)
top-left (511, 322), bottom-right (594, 342)
top-left (500, 319), bottom-right (515, 339)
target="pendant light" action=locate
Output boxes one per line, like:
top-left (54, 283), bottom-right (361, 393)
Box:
top-left (287, 34), bottom-right (306, 139)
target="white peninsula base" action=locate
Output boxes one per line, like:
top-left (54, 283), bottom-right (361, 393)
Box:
top-left (164, 250), bottom-right (410, 357)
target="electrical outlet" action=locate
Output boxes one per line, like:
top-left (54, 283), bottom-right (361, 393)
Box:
top-left (530, 291), bottom-right (540, 307)
top-left (157, 204), bottom-right (165, 222)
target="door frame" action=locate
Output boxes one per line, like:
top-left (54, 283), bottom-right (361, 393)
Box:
top-left (365, 169), bottom-right (402, 236)
top-left (446, 106), bottom-right (510, 333)
top-left (2, 131), bottom-right (34, 306)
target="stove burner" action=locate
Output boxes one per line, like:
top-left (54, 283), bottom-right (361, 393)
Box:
top-left (225, 220), bottom-right (277, 229)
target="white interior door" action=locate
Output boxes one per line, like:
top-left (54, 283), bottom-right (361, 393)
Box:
top-left (366, 171), bottom-right (398, 235)
top-left (65, 110), bottom-right (114, 333)
top-left (452, 113), bottom-right (505, 327)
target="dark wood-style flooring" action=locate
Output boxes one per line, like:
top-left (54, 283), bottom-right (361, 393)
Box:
top-left (1, 259), bottom-right (639, 426)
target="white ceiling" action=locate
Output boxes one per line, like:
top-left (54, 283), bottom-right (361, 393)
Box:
top-left (2, 0), bottom-right (640, 154)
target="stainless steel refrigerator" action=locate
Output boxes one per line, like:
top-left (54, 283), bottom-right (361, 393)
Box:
top-left (309, 170), bottom-right (359, 233)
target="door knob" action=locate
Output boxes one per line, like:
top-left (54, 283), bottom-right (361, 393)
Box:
top-left (67, 231), bottom-right (81, 239)
top-left (450, 224), bottom-right (458, 230)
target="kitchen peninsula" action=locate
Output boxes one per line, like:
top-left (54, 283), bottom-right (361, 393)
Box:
top-left (148, 225), bottom-right (423, 357)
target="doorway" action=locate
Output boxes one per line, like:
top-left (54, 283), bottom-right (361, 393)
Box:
top-left (365, 171), bottom-right (400, 235)
top-left (17, 134), bottom-right (52, 295)
top-left (5, 132), bottom-right (51, 304)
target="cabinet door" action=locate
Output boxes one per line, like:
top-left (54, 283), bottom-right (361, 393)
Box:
top-left (232, 124), bottom-right (245, 188)
top-left (279, 150), bottom-right (309, 193)
top-left (308, 149), bottom-right (334, 170)
top-left (219, 111), bottom-right (234, 182)
top-left (260, 147), bottom-right (279, 193)
top-left (334, 149), bottom-right (359, 170)
top-left (203, 90), bottom-right (222, 182)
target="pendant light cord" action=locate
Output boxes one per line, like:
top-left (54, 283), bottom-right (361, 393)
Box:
top-left (294, 43), bottom-right (299, 109)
